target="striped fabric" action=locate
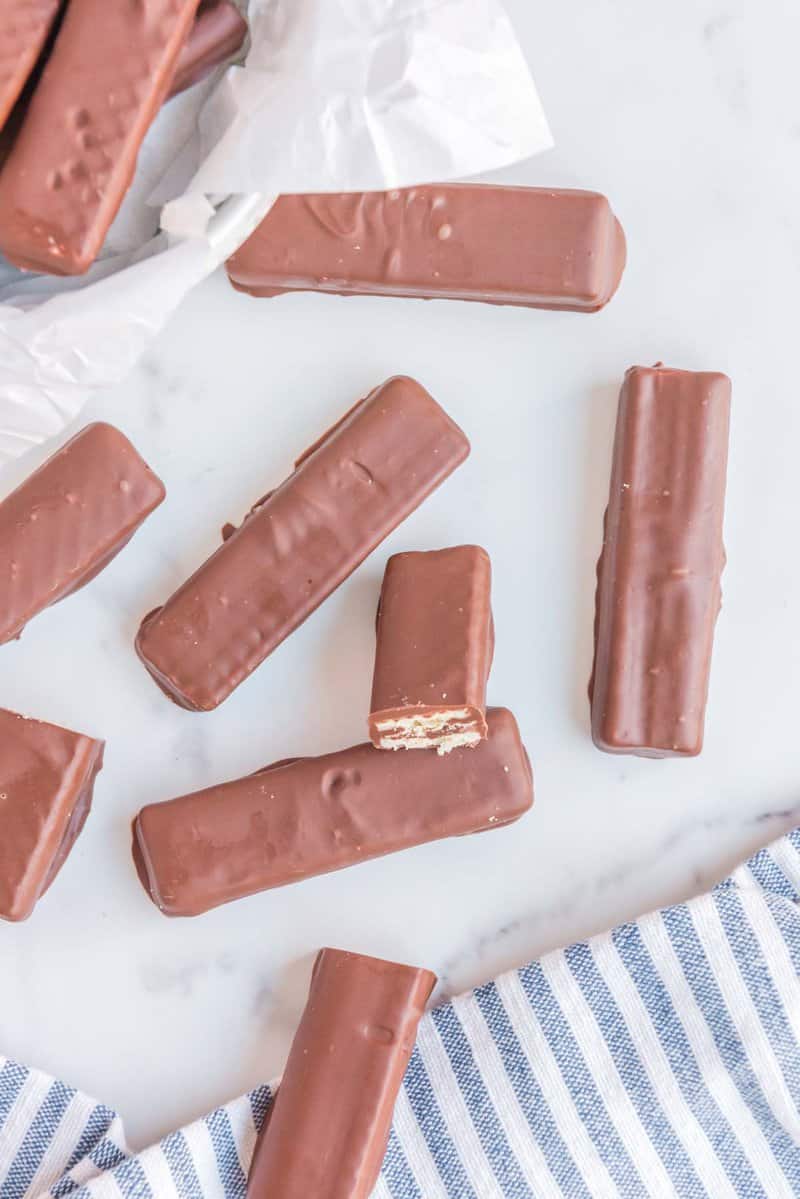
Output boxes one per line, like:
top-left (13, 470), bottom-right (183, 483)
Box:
top-left (3, 830), bottom-right (800, 1199)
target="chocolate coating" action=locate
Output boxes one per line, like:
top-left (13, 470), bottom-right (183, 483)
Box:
top-left (0, 0), bottom-right (202, 275)
top-left (0, 0), bottom-right (61, 133)
top-left (133, 707), bottom-right (533, 916)
top-left (168, 0), bottom-right (247, 98)
top-left (590, 366), bottom-right (731, 757)
top-left (0, 707), bottom-right (104, 922)
top-left (227, 185), bottom-right (627, 312)
top-left (370, 545), bottom-right (494, 752)
top-left (136, 377), bottom-right (470, 711)
top-left (0, 422), bottom-right (165, 645)
top-left (247, 948), bottom-right (435, 1199)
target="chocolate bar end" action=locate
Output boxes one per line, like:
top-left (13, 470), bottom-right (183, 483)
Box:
top-left (0, 709), bottom-right (104, 922)
top-left (0, 421), bottom-right (166, 646)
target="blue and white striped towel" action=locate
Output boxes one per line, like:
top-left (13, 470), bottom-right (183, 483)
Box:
top-left (3, 828), bottom-right (800, 1198)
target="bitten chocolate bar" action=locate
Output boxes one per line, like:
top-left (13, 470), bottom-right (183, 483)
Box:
top-left (0, 707), bottom-right (104, 922)
top-left (0, 0), bottom-right (202, 275)
top-left (247, 948), bottom-right (435, 1199)
top-left (168, 0), bottom-right (247, 99)
top-left (369, 545), bottom-right (493, 752)
top-left (590, 365), bottom-right (731, 757)
top-left (0, 422), bottom-right (165, 644)
top-left (136, 377), bottom-right (469, 711)
top-left (133, 707), bottom-right (533, 916)
top-left (227, 185), bottom-right (627, 312)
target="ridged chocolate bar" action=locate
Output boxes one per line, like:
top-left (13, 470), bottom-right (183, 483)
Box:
top-left (0, 707), bottom-right (104, 921)
top-left (247, 949), bottom-right (435, 1199)
top-left (369, 545), bottom-right (494, 752)
top-left (0, 0), bottom-right (61, 133)
top-left (590, 365), bottom-right (731, 757)
top-left (168, 0), bottom-right (247, 98)
top-left (136, 377), bottom-right (469, 711)
top-left (227, 185), bottom-right (627, 312)
top-left (0, 422), bottom-right (165, 644)
top-left (0, 0), bottom-right (202, 275)
top-left (133, 707), bottom-right (533, 916)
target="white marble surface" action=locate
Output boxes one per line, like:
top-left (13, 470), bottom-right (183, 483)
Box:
top-left (2, 0), bottom-right (800, 1152)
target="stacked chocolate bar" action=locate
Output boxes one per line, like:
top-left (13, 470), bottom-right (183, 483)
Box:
top-left (132, 378), bottom-right (532, 915)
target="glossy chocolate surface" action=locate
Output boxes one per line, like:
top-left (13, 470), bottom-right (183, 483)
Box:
top-left (0, 707), bottom-right (104, 921)
top-left (0, 0), bottom-right (201, 275)
top-left (0, 0), bottom-right (61, 132)
top-left (0, 422), bottom-right (165, 644)
top-left (133, 707), bottom-right (533, 916)
top-left (591, 366), bottom-right (731, 757)
top-left (169, 0), bottom-right (247, 98)
top-left (247, 949), bottom-right (435, 1199)
top-left (136, 377), bottom-right (469, 711)
top-left (227, 185), bottom-right (627, 312)
top-left (370, 545), bottom-right (494, 751)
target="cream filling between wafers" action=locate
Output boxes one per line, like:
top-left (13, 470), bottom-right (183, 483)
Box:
top-left (374, 709), bottom-right (481, 755)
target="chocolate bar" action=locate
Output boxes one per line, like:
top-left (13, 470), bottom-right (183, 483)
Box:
top-left (133, 707), bottom-right (533, 916)
top-left (0, 0), bottom-right (202, 275)
top-left (0, 422), bottom-right (165, 644)
top-left (0, 707), bottom-right (104, 921)
top-left (590, 365), bottom-right (731, 757)
top-left (247, 948), bottom-right (435, 1199)
top-left (227, 185), bottom-right (627, 312)
top-left (369, 545), bottom-right (493, 752)
top-left (0, 0), bottom-right (61, 133)
top-left (136, 377), bottom-right (469, 711)
top-left (168, 0), bottom-right (247, 99)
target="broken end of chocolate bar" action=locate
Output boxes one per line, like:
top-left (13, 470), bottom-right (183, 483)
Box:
top-left (369, 704), bottom-right (488, 753)
top-left (369, 544), bottom-right (492, 752)
top-left (0, 709), bottom-right (104, 922)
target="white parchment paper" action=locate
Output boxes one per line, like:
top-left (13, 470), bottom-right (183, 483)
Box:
top-left (0, 0), bottom-right (551, 463)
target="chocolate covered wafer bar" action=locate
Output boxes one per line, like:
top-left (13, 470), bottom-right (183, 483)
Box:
top-left (227, 185), bottom-right (627, 312)
top-left (136, 377), bottom-right (469, 711)
top-left (0, 0), bottom-right (61, 133)
top-left (133, 707), bottom-right (532, 916)
top-left (0, 0), bottom-right (202, 275)
top-left (247, 948), bottom-right (435, 1199)
top-left (168, 0), bottom-right (247, 98)
top-left (590, 365), bottom-right (731, 757)
top-left (0, 707), bottom-right (104, 921)
top-left (370, 545), bottom-right (493, 752)
top-left (0, 422), bottom-right (165, 644)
